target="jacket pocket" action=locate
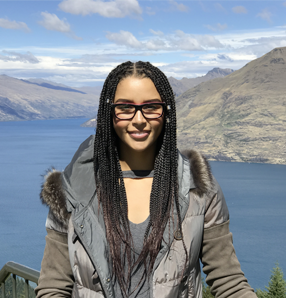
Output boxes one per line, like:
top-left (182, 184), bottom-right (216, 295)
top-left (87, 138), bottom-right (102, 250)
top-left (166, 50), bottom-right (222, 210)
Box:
top-left (72, 282), bottom-right (105, 298)
top-left (72, 242), bottom-right (103, 292)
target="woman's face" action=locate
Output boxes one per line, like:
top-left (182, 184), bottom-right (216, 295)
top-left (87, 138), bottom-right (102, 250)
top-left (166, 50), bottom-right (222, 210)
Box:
top-left (113, 76), bottom-right (164, 155)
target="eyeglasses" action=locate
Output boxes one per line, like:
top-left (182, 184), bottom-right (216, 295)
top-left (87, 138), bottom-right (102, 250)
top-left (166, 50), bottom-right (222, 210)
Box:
top-left (111, 102), bottom-right (166, 120)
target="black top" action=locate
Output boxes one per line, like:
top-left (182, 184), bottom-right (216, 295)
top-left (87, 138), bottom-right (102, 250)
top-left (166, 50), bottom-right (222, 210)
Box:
top-left (113, 170), bottom-right (152, 297)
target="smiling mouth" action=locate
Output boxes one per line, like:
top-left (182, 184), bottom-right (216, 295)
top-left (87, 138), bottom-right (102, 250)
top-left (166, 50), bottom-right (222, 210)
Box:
top-left (128, 131), bottom-right (150, 139)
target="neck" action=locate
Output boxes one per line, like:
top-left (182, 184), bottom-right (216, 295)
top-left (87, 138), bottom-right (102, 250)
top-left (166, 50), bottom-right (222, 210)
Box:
top-left (118, 144), bottom-right (157, 171)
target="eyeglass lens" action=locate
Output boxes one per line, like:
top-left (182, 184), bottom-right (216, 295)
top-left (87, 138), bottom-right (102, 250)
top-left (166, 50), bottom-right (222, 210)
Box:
top-left (114, 103), bottom-right (163, 119)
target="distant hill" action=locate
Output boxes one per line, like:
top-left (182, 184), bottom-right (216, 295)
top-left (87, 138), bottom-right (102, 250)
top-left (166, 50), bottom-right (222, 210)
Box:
top-left (22, 78), bottom-right (87, 94)
top-left (0, 75), bottom-right (99, 121)
top-left (76, 86), bottom-right (103, 96)
top-left (169, 68), bottom-right (234, 97)
top-left (81, 117), bottom-right (97, 127)
top-left (176, 47), bottom-right (286, 165)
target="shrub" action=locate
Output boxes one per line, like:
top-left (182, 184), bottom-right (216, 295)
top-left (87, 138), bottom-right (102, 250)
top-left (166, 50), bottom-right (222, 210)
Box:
top-left (256, 263), bottom-right (286, 298)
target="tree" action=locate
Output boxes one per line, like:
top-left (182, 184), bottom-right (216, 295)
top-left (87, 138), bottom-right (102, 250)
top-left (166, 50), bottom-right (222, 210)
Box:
top-left (202, 277), bottom-right (214, 298)
top-left (256, 263), bottom-right (286, 298)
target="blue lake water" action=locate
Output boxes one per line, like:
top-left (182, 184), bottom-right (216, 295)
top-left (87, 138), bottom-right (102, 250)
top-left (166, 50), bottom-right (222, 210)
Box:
top-left (0, 118), bottom-right (285, 291)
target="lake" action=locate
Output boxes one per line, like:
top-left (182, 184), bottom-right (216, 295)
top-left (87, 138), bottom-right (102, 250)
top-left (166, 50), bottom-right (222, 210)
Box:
top-left (0, 118), bottom-right (285, 291)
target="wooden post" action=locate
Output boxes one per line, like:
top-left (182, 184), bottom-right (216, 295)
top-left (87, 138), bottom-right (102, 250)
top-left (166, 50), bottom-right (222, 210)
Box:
top-left (12, 274), bottom-right (16, 298)
top-left (1, 282), bottom-right (5, 298)
top-left (25, 279), bottom-right (29, 298)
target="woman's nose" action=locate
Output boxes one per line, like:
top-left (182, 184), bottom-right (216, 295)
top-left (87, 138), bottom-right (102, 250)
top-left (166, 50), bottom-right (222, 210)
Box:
top-left (132, 110), bottom-right (146, 124)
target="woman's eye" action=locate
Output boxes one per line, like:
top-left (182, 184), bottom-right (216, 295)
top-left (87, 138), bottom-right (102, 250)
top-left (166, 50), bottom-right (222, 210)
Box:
top-left (145, 104), bottom-right (159, 110)
top-left (119, 105), bottom-right (132, 111)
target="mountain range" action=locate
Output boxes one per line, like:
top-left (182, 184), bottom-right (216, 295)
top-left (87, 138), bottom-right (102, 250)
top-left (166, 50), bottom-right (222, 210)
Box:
top-left (0, 76), bottom-right (99, 121)
top-left (1, 47), bottom-right (285, 165)
top-left (176, 47), bottom-right (286, 164)
top-left (169, 67), bottom-right (234, 97)
top-left (0, 67), bottom-right (231, 123)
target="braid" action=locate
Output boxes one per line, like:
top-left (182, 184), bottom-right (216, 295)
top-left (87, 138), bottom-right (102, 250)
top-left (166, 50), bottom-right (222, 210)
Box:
top-left (93, 61), bottom-right (188, 297)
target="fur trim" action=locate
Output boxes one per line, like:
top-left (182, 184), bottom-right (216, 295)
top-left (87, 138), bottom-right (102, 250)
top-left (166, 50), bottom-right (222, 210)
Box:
top-left (182, 150), bottom-right (213, 197)
top-left (40, 169), bottom-right (69, 227)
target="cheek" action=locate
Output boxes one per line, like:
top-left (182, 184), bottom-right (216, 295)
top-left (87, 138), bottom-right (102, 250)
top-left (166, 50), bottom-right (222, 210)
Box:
top-left (153, 117), bottom-right (164, 136)
top-left (113, 117), bottom-right (126, 137)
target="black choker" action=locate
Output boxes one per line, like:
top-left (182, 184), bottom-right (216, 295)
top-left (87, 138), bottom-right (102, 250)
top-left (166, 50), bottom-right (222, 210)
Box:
top-left (122, 170), bottom-right (154, 179)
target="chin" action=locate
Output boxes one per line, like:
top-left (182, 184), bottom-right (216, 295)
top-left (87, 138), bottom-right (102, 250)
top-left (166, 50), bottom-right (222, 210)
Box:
top-left (124, 140), bottom-right (156, 154)
top-left (129, 144), bottom-right (152, 153)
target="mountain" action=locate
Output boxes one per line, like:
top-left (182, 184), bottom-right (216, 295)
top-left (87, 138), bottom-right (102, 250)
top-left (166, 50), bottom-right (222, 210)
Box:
top-left (76, 86), bottom-right (102, 96)
top-left (176, 47), bottom-right (286, 164)
top-left (23, 78), bottom-right (87, 94)
top-left (169, 68), bottom-right (234, 97)
top-left (81, 117), bottom-right (97, 127)
top-left (0, 75), bottom-right (99, 121)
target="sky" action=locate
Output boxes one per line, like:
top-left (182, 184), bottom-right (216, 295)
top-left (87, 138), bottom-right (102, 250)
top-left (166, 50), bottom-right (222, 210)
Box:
top-left (1, 0), bottom-right (286, 87)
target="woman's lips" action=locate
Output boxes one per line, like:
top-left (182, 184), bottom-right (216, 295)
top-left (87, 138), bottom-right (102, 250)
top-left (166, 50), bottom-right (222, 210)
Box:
top-left (128, 131), bottom-right (150, 139)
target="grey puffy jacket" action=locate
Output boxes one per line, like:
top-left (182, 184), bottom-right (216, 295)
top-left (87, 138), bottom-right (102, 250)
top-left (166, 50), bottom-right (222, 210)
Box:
top-left (36, 135), bottom-right (257, 298)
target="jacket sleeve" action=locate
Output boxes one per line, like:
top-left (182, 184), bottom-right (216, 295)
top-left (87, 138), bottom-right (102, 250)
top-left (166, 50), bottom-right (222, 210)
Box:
top-left (35, 211), bottom-right (74, 298)
top-left (200, 178), bottom-right (257, 298)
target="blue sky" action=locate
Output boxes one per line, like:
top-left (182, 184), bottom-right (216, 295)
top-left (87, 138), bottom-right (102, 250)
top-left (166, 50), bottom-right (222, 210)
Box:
top-left (1, 0), bottom-right (286, 86)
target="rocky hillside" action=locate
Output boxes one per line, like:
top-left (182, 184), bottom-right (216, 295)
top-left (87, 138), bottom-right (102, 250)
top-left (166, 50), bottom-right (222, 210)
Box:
top-left (81, 117), bottom-right (97, 127)
top-left (176, 47), bottom-right (286, 164)
top-left (169, 67), bottom-right (233, 97)
top-left (0, 76), bottom-right (99, 121)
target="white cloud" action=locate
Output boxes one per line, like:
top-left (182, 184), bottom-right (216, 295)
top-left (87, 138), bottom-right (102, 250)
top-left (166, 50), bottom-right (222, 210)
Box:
top-left (214, 3), bottom-right (227, 13)
top-left (257, 9), bottom-right (273, 24)
top-left (169, 0), bottom-right (188, 12)
top-left (145, 39), bottom-right (167, 50)
top-left (58, 0), bottom-right (142, 18)
top-left (39, 12), bottom-right (70, 32)
top-left (0, 50), bottom-right (39, 63)
top-left (62, 54), bottom-right (119, 65)
top-left (0, 18), bottom-right (30, 32)
top-left (2, 26), bottom-right (286, 86)
top-left (106, 30), bottom-right (224, 51)
top-left (38, 12), bottom-right (82, 40)
top-left (149, 29), bottom-right (164, 36)
top-left (173, 30), bottom-right (223, 50)
top-left (205, 23), bottom-right (228, 32)
top-left (106, 30), bottom-right (142, 48)
top-left (232, 6), bottom-right (248, 14)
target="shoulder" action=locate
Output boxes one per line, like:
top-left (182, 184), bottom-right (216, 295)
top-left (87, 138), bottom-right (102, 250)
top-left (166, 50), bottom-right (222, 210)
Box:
top-left (40, 135), bottom-right (95, 227)
top-left (40, 169), bottom-right (68, 228)
top-left (180, 149), bottom-right (214, 197)
top-left (180, 150), bottom-right (229, 226)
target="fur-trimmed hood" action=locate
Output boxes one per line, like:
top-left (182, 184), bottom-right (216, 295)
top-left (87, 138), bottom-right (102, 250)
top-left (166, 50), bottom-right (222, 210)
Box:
top-left (40, 135), bottom-right (213, 225)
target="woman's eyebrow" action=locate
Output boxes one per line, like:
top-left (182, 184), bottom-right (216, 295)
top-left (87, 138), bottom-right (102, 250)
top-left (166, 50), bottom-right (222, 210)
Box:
top-left (114, 98), bottom-right (162, 103)
top-left (114, 99), bottom-right (133, 103)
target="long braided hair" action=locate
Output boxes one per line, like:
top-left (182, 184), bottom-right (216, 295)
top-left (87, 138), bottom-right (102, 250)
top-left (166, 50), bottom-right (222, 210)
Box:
top-left (93, 61), bottom-right (187, 296)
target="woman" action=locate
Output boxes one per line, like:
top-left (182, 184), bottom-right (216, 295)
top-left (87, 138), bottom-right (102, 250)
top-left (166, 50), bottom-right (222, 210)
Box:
top-left (36, 61), bottom-right (257, 298)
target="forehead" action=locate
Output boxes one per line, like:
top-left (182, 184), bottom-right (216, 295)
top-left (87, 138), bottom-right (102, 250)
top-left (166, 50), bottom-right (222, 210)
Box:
top-left (114, 77), bottom-right (161, 103)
